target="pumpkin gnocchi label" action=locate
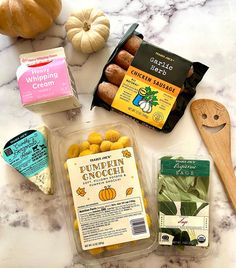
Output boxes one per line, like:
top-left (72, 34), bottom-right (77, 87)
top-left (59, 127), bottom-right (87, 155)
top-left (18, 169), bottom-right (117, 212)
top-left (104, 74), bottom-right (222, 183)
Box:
top-left (67, 147), bottom-right (150, 250)
top-left (112, 42), bottom-right (192, 129)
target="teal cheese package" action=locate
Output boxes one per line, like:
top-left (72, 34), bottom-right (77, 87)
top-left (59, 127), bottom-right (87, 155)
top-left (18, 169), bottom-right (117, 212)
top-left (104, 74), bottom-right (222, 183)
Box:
top-left (2, 126), bottom-right (53, 194)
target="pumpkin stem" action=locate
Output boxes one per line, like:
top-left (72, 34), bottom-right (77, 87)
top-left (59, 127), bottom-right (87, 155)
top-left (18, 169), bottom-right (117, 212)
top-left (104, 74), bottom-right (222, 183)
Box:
top-left (83, 21), bottom-right (91, 31)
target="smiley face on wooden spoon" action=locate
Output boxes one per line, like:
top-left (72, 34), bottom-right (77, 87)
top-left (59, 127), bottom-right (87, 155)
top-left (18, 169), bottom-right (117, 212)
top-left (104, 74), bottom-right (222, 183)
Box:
top-left (191, 99), bottom-right (229, 133)
top-left (191, 99), bottom-right (236, 213)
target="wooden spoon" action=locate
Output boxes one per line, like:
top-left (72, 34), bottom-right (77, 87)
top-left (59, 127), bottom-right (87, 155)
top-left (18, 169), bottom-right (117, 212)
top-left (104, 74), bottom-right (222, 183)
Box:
top-left (191, 99), bottom-right (236, 212)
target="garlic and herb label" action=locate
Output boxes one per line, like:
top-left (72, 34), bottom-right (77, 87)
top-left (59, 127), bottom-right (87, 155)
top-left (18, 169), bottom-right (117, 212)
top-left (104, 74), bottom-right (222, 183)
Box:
top-left (111, 42), bottom-right (192, 129)
top-left (67, 147), bottom-right (150, 250)
top-left (158, 157), bottom-right (210, 247)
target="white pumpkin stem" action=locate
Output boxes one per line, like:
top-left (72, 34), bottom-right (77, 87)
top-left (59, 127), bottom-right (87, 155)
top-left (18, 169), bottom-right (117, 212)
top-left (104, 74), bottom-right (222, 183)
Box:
top-left (83, 22), bottom-right (91, 31)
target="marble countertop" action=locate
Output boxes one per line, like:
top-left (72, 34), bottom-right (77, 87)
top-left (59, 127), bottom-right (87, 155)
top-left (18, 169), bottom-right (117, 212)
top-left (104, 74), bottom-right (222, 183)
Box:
top-left (1, 0), bottom-right (236, 267)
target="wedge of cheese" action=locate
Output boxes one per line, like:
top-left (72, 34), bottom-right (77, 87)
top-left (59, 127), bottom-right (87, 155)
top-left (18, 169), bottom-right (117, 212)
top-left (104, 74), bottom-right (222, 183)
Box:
top-left (2, 126), bottom-right (53, 194)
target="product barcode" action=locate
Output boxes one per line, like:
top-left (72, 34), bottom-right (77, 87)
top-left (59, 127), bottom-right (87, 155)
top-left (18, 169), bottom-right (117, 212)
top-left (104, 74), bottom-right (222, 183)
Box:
top-left (84, 241), bottom-right (104, 248)
top-left (130, 217), bottom-right (147, 235)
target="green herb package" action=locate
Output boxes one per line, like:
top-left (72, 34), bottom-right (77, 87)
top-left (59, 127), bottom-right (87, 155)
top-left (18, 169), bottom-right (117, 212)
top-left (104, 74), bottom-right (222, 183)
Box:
top-left (156, 155), bottom-right (211, 256)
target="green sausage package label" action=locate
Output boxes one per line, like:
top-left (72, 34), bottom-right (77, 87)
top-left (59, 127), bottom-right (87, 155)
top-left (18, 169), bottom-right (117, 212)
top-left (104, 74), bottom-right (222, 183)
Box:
top-left (158, 157), bottom-right (210, 247)
top-left (2, 126), bottom-right (53, 194)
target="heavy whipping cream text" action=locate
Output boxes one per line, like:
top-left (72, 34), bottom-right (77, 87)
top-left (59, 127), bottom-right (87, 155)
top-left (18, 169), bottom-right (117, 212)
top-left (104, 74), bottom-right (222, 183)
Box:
top-left (25, 68), bottom-right (59, 89)
top-left (79, 158), bottom-right (125, 180)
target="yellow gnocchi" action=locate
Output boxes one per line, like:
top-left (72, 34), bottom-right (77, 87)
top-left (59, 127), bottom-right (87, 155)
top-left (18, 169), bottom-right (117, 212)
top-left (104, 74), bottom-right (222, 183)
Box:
top-left (105, 244), bottom-right (122, 251)
top-left (100, 140), bottom-right (112, 152)
top-left (74, 219), bottom-right (79, 231)
top-left (80, 141), bottom-right (90, 151)
top-left (90, 144), bottom-right (100, 153)
top-left (146, 213), bottom-right (152, 227)
top-left (88, 247), bottom-right (105, 255)
top-left (118, 136), bottom-right (131, 147)
top-left (105, 129), bottom-right (121, 142)
top-left (143, 198), bottom-right (148, 209)
top-left (141, 189), bottom-right (145, 197)
top-left (79, 149), bottom-right (93, 157)
top-left (88, 132), bottom-right (103, 144)
top-left (65, 174), bottom-right (70, 181)
top-left (110, 141), bottom-right (124, 150)
top-left (64, 161), bottom-right (68, 170)
top-left (67, 144), bottom-right (80, 158)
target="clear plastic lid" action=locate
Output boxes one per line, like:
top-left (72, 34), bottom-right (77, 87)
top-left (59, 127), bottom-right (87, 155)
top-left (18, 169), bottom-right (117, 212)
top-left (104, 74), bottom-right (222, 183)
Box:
top-left (51, 122), bottom-right (157, 266)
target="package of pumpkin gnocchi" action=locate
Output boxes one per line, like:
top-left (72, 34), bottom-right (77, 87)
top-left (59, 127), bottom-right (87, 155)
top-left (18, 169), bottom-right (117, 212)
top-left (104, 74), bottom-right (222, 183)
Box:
top-left (51, 122), bottom-right (157, 266)
top-left (154, 153), bottom-right (212, 257)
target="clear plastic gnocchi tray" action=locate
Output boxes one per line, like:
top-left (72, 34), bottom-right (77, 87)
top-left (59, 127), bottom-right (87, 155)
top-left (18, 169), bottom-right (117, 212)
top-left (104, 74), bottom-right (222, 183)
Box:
top-left (51, 122), bottom-right (157, 266)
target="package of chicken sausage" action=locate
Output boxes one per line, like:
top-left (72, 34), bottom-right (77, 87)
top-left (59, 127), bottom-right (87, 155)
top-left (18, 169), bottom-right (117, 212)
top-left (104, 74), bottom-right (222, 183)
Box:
top-left (91, 23), bottom-right (208, 133)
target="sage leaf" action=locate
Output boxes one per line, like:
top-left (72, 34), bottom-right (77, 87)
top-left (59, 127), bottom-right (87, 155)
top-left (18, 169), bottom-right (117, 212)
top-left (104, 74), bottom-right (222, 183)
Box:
top-left (189, 239), bottom-right (198, 246)
top-left (159, 201), bottom-right (177, 215)
top-left (193, 202), bottom-right (209, 216)
top-left (180, 202), bottom-right (197, 216)
top-left (161, 228), bottom-right (181, 236)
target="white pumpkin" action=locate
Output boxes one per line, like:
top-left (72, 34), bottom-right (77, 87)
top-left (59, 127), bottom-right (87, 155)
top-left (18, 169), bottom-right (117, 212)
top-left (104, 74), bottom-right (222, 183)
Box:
top-left (65, 8), bottom-right (110, 54)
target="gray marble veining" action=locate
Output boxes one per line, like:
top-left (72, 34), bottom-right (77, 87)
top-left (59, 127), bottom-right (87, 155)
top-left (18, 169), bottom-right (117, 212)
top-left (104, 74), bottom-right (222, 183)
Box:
top-left (0, 0), bottom-right (236, 267)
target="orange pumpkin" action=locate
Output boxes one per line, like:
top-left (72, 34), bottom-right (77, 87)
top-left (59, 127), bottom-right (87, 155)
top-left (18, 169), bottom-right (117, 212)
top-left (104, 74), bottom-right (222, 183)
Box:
top-left (99, 186), bottom-right (116, 201)
top-left (0, 0), bottom-right (62, 38)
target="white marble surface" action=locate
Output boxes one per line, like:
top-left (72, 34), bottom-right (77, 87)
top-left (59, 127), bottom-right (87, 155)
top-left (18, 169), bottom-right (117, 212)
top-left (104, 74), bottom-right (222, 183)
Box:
top-left (1, 0), bottom-right (236, 267)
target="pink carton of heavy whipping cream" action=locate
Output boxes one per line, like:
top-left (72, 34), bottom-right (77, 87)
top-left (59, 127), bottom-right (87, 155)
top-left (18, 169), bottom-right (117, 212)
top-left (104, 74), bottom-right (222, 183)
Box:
top-left (17, 47), bottom-right (80, 115)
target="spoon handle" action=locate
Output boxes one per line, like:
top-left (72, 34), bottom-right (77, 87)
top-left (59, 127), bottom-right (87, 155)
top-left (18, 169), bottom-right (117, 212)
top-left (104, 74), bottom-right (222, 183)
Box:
top-left (208, 137), bottom-right (236, 212)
